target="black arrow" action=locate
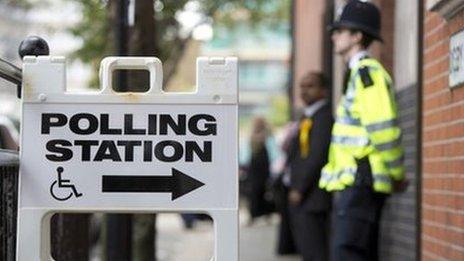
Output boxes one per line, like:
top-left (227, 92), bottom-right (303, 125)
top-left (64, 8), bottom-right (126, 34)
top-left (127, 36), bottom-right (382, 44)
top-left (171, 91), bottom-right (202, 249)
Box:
top-left (102, 168), bottom-right (205, 200)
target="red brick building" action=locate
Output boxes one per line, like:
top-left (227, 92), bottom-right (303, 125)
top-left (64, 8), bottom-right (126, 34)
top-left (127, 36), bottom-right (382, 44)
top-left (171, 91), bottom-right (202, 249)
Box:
top-left (422, 1), bottom-right (464, 260)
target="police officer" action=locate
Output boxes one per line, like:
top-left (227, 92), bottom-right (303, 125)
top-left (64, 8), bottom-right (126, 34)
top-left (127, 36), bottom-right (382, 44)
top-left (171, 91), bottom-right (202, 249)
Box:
top-left (319, 1), bottom-right (408, 260)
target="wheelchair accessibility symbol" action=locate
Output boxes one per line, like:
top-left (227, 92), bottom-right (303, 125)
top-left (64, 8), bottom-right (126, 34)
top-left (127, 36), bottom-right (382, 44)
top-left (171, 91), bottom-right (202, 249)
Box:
top-left (50, 167), bottom-right (83, 201)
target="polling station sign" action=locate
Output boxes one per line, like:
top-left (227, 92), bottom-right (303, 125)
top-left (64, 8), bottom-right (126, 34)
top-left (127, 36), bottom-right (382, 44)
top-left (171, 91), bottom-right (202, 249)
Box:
top-left (18, 56), bottom-right (238, 210)
top-left (17, 56), bottom-right (239, 261)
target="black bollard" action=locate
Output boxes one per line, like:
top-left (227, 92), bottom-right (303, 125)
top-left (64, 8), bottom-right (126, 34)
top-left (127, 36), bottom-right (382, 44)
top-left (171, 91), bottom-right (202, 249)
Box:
top-left (16, 36), bottom-right (50, 98)
top-left (18, 36), bottom-right (49, 59)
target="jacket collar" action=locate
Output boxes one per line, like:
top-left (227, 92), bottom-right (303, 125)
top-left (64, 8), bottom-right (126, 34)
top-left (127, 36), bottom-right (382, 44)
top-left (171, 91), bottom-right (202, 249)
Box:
top-left (303, 99), bottom-right (327, 118)
top-left (348, 50), bottom-right (369, 69)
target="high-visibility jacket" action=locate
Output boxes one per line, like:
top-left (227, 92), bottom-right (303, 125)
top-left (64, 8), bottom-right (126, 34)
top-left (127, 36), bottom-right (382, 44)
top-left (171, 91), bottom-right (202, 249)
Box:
top-left (319, 58), bottom-right (404, 194)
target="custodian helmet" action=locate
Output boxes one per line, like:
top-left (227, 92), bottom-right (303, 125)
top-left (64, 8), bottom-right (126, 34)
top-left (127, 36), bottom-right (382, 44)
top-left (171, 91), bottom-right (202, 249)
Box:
top-left (330, 0), bottom-right (382, 41)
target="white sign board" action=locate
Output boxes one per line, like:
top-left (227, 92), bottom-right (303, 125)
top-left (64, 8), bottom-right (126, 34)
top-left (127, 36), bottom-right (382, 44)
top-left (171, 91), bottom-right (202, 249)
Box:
top-left (450, 29), bottom-right (464, 88)
top-left (17, 56), bottom-right (238, 260)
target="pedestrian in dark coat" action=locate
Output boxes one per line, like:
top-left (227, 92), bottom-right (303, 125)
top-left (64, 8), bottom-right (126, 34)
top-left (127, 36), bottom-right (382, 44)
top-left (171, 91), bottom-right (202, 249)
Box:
top-left (247, 117), bottom-right (274, 223)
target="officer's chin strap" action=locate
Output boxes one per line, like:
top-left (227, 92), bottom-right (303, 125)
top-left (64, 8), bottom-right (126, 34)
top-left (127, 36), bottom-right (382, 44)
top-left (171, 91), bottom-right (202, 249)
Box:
top-left (342, 66), bottom-right (350, 94)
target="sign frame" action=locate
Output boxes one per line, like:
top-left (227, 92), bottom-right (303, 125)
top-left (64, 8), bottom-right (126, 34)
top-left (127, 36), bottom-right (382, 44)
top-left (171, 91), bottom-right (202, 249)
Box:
top-left (16, 56), bottom-right (238, 261)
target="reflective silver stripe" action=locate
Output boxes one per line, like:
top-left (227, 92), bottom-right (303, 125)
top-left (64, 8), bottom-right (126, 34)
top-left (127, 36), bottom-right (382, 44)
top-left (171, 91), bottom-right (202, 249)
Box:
top-left (327, 171), bottom-right (392, 186)
top-left (321, 170), bottom-right (338, 182)
top-left (342, 91), bottom-right (355, 112)
top-left (320, 172), bottom-right (332, 183)
top-left (373, 174), bottom-right (392, 185)
top-left (321, 168), bottom-right (356, 183)
top-left (385, 155), bottom-right (404, 169)
top-left (376, 138), bottom-right (402, 151)
top-left (343, 101), bottom-right (354, 114)
top-left (336, 168), bottom-right (356, 177)
top-left (336, 116), bottom-right (361, 126)
top-left (341, 168), bottom-right (356, 178)
top-left (321, 171), bottom-right (339, 184)
top-left (344, 94), bottom-right (355, 104)
top-left (332, 135), bottom-right (369, 146)
top-left (346, 84), bottom-right (356, 96)
top-left (366, 119), bottom-right (399, 132)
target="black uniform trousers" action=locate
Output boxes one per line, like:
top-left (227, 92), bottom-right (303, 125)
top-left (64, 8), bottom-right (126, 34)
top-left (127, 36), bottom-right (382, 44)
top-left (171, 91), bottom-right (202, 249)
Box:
top-left (331, 158), bottom-right (387, 261)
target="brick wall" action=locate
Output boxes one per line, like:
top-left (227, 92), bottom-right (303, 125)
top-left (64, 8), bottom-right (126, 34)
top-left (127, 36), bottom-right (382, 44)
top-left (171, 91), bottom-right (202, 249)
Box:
top-left (422, 7), bottom-right (464, 260)
top-left (380, 86), bottom-right (418, 261)
top-left (374, 1), bottom-right (419, 259)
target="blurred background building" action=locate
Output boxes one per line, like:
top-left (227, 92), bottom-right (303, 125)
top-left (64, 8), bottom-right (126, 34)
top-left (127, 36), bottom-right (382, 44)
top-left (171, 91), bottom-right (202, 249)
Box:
top-left (203, 24), bottom-right (290, 119)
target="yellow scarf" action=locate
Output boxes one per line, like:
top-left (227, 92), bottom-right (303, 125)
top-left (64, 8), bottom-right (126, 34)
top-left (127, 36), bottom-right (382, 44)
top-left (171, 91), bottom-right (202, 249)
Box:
top-left (299, 118), bottom-right (313, 158)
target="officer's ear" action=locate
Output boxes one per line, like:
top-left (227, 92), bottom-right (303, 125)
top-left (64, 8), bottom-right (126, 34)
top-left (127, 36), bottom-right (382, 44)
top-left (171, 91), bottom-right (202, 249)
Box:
top-left (319, 85), bottom-right (329, 98)
top-left (350, 30), bottom-right (364, 45)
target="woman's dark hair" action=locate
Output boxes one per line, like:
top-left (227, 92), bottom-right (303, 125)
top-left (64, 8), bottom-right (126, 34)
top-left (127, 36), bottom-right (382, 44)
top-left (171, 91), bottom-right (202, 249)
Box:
top-left (349, 29), bottom-right (375, 48)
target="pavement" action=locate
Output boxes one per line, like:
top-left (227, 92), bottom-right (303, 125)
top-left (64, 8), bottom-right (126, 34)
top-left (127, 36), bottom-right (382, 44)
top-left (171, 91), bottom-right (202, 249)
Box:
top-left (157, 211), bottom-right (300, 261)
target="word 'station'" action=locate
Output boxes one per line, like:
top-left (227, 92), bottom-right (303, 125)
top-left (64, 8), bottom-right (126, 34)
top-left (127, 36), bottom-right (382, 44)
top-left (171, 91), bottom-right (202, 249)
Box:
top-left (41, 113), bottom-right (217, 163)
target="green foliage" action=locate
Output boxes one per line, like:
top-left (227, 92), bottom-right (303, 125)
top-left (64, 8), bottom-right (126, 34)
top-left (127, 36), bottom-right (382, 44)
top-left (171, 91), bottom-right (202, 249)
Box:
top-left (68, 0), bottom-right (290, 88)
top-left (68, 0), bottom-right (110, 88)
top-left (70, 0), bottom-right (109, 62)
top-left (154, 0), bottom-right (191, 61)
top-left (267, 94), bottom-right (290, 127)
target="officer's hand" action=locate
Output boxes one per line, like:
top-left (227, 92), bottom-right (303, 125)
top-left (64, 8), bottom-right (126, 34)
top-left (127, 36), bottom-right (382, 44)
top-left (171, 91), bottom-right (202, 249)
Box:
top-left (288, 190), bottom-right (302, 205)
top-left (393, 179), bottom-right (409, 193)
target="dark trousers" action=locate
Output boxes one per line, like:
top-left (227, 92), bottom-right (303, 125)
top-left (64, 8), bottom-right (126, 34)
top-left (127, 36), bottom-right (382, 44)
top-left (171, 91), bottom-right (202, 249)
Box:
top-left (276, 185), bottom-right (298, 255)
top-left (331, 159), bottom-right (387, 261)
top-left (289, 206), bottom-right (329, 261)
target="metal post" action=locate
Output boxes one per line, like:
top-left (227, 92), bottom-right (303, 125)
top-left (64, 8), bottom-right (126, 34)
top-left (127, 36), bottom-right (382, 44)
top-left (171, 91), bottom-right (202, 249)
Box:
top-left (50, 214), bottom-right (90, 260)
top-left (288, 0), bottom-right (295, 120)
top-left (114, 0), bottom-right (129, 92)
top-left (106, 0), bottom-right (132, 260)
top-left (0, 150), bottom-right (19, 261)
top-left (323, 1), bottom-right (334, 106)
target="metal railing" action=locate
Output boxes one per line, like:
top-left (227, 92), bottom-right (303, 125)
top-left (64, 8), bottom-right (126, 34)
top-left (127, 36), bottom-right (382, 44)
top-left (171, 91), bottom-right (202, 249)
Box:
top-left (0, 58), bottom-right (21, 85)
top-left (0, 37), bottom-right (92, 261)
top-left (0, 39), bottom-right (24, 261)
top-left (0, 150), bottom-right (19, 261)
